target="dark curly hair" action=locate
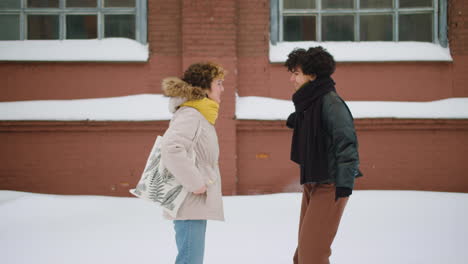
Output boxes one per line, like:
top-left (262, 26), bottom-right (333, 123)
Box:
top-left (182, 62), bottom-right (226, 90)
top-left (284, 46), bottom-right (335, 77)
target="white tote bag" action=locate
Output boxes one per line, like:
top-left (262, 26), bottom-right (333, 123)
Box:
top-left (130, 132), bottom-right (198, 217)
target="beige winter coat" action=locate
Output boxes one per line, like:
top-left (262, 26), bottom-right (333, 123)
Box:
top-left (160, 77), bottom-right (224, 221)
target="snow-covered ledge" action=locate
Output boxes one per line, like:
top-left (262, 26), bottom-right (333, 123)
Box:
top-left (0, 94), bottom-right (171, 121)
top-left (236, 96), bottom-right (468, 120)
top-left (0, 38), bottom-right (149, 62)
top-left (270, 41), bottom-right (453, 63)
top-left (1, 94), bottom-right (468, 121)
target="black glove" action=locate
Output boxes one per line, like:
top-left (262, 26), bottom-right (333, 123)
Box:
top-left (335, 187), bottom-right (352, 201)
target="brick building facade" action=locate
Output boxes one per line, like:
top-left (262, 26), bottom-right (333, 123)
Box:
top-left (1, 0), bottom-right (467, 196)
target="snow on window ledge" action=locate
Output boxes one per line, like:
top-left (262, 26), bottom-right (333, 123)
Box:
top-left (270, 41), bottom-right (453, 63)
top-left (236, 96), bottom-right (468, 120)
top-left (0, 38), bottom-right (149, 62)
top-left (1, 94), bottom-right (468, 121)
top-left (0, 94), bottom-right (171, 121)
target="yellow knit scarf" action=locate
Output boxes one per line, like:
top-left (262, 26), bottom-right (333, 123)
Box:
top-left (181, 98), bottom-right (219, 125)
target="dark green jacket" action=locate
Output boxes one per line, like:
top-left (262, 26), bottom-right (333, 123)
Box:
top-left (321, 91), bottom-right (363, 189)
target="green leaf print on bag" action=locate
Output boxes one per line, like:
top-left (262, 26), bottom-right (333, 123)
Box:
top-left (130, 136), bottom-right (190, 218)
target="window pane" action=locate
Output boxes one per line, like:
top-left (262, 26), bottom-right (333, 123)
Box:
top-left (67, 0), bottom-right (97, 7)
top-left (284, 0), bottom-right (315, 9)
top-left (105, 0), bottom-right (135, 7)
top-left (322, 0), bottom-right (353, 9)
top-left (399, 13), bottom-right (432, 42)
top-left (67, 15), bottom-right (97, 39)
top-left (283, 16), bottom-right (316, 41)
top-left (105, 15), bottom-right (135, 39)
top-left (0, 0), bottom-right (21, 8)
top-left (322, 15), bottom-right (354, 41)
top-left (360, 15), bottom-right (392, 41)
top-left (0, 15), bottom-right (20, 40)
top-left (361, 0), bottom-right (392, 9)
top-left (27, 0), bottom-right (59, 8)
top-left (27, 15), bottom-right (59, 39)
top-left (400, 0), bottom-right (432, 8)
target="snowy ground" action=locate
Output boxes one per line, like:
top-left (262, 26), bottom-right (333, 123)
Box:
top-left (1, 190), bottom-right (467, 264)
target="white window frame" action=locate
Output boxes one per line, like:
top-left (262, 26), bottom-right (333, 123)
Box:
top-left (0, 0), bottom-right (148, 61)
top-left (270, 0), bottom-right (451, 62)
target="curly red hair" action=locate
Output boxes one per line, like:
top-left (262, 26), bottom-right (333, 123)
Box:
top-left (182, 62), bottom-right (226, 90)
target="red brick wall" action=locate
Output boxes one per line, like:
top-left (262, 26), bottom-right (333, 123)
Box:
top-left (236, 0), bottom-right (466, 101)
top-left (264, 62), bottom-right (455, 101)
top-left (449, 0), bottom-right (468, 56)
top-left (1, 0), bottom-right (466, 101)
top-left (1, 0), bottom-right (468, 196)
top-left (147, 0), bottom-right (183, 93)
top-left (237, 120), bottom-right (468, 194)
top-left (238, 0), bottom-right (271, 96)
top-left (0, 122), bottom-right (169, 196)
top-left (180, 0), bottom-right (239, 194)
top-left (450, 0), bottom-right (468, 97)
top-left (0, 0), bottom-right (184, 102)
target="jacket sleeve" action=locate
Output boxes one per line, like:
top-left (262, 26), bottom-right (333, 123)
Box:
top-left (161, 107), bottom-right (205, 192)
top-left (324, 98), bottom-right (360, 190)
top-left (286, 112), bottom-right (297, 129)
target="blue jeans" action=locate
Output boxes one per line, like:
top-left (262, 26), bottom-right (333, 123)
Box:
top-left (173, 220), bottom-right (207, 264)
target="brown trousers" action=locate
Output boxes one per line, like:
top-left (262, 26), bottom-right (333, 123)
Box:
top-left (293, 183), bottom-right (348, 264)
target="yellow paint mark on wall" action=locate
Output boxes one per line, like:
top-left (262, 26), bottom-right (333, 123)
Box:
top-left (256, 153), bottom-right (270, 159)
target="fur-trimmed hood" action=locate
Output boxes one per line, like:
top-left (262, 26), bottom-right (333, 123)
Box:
top-left (162, 77), bottom-right (207, 113)
top-left (162, 77), bottom-right (206, 100)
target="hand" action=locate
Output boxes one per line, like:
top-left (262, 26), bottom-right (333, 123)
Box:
top-left (193, 185), bottom-right (207, 195)
top-left (335, 187), bottom-right (352, 201)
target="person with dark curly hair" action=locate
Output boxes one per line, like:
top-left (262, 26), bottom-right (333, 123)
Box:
top-left (285, 47), bottom-right (363, 264)
top-left (160, 62), bottom-right (226, 264)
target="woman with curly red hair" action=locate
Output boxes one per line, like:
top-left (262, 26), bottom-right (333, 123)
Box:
top-left (161, 62), bottom-right (225, 264)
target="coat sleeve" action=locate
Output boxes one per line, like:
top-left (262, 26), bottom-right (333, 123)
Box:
top-left (286, 112), bottom-right (297, 129)
top-left (323, 98), bottom-right (360, 190)
top-left (161, 107), bottom-right (205, 192)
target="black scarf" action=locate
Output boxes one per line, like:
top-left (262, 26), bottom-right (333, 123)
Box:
top-left (289, 76), bottom-right (336, 183)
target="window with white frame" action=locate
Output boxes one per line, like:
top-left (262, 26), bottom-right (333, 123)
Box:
top-left (271, 0), bottom-right (448, 47)
top-left (0, 0), bottom-right (147, 43)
